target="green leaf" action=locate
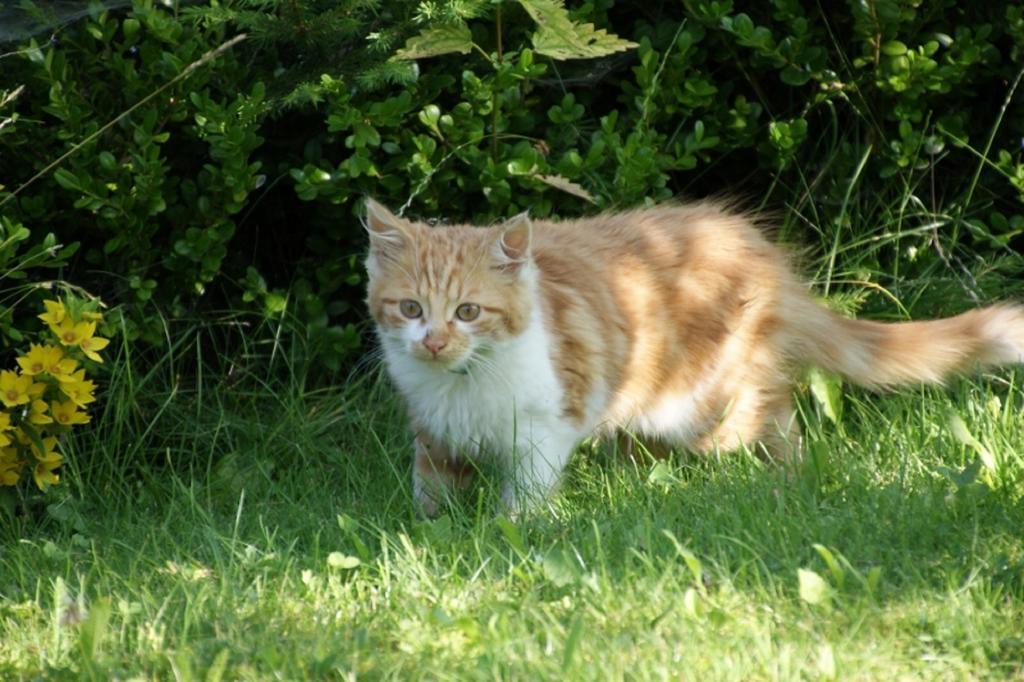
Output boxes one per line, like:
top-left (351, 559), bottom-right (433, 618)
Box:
top-left (519, 0), bottom-right (638, 60)
top-left (798, 568), bottom-right (832, 605)
top-left (866, 566), bottom-right (883, 595)
top-left (812, 543), bottom-right (846, 589)
top-left (646, 461), bottom-right (679, 486)
top-left (205, 648), bottom-right (231, 682)
top-left (682, 586), bottom-right (701, 616)
top-left (393, 23), bottom-right (473, 60)
top-left (326, 552), bottom-right (360, 569)
top-left (507, 158), bottom-right (535, 175)
top-left (561, 613), bottom-right (584, 671)
top-left (780, 66), bottom-right (810, 86)
top-left (78, 597), bottom-right (112, 662)
top-left (948, 413), bottom-right (996, 471)
top-left (98, 151), bottom-right (117, 171)
top-left (53, 168), bottom-right (81, 191)
top-left (495, 515), bottom-right (528, 559)
top-left (808, 367), bottom-right (842, 424)
top-left (540, 547), bottom-right (579, 587)
top-left (881, 40), bottom-right (908, 56)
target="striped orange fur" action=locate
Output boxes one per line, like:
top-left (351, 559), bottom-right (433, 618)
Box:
top-left (363, 198), bottom-right (1024, 516)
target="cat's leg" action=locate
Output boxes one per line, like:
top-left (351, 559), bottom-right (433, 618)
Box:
top-left (500, 425), bottom-right (581, 515)
top-left (755, 394), bottom-right (803, 461)
top-left (616, 431), bottom-right (674, 460)
top-left (413, 433), bottom-right (475, 517)
top-left (693, 374), bottom-right (802, 461)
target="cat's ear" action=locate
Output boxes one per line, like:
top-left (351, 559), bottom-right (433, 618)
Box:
top-left (364, 198), bottom-right (414, 252)
top-left (493, 212), bottom-right (532, 273)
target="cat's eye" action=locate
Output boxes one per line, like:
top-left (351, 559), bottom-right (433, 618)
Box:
top-left (399, 299), bottom-right (423, 319)
top-left (455, 303), bottom-right (480, 322)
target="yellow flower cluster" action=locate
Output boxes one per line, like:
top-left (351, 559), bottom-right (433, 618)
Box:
top-left (0, 298), bottom-right (109, 491)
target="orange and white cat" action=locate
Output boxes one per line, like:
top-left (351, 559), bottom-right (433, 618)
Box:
top-left (364, 198), bottom-right (1024, 516)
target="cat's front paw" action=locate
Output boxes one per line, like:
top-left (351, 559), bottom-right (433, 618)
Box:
top-left (413, 485), bottom-right (442, 518)
top-left (500, 483), bottom-right (540, 520)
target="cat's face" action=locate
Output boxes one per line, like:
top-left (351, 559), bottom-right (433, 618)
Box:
top-left (364, 200), bottom-right (533, 371)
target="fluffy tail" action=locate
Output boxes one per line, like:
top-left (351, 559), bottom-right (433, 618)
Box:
top-left (781, 294), bottom-right (1024, 388)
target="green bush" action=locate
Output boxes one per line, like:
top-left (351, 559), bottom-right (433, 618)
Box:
top-left (1, 0), bottom-right (1023, 370)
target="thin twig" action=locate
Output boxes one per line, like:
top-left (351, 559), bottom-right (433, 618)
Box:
top-left (0, 85), bottom-right (25, 109)
top-left (0, 33), bottom-right (248, 210)
top-left (0, 84), bottom-right (26, 133)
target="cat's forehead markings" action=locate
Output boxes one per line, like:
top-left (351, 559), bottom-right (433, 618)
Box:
top-left (416, 228), bottom-right (478, 297)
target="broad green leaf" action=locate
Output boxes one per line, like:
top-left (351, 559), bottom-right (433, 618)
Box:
top-left (518, 0), bottom-right (638, 60)
top-left (881, 40), bottom-right (908, 56)
top-left (507, 158), bottom-right (536, 175)
top-left (808, 367), bottom-right (842, 424)
top-left (393, 23), bottom-right (473, 60)
top-left (540, 547), bottom-right (579, 587)
top-left (646, 461), bottom-right (678, 486)
top-left (327, 552), bottom-right (360, 569)
top-left (53, 168), bottom-right (81, 191)
top-left (798, 568), bottom-right (831, 605)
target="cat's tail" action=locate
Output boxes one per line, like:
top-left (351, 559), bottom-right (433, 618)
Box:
top-left (780, 293), bottom-right (1024, 388)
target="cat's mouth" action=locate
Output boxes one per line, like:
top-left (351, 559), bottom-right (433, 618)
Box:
top-left (409, 346), bottom-right (472, 372)
top-left (404, 338), bottom-right (491, 375)
top-left (419, 346), bottom-right (486, 375)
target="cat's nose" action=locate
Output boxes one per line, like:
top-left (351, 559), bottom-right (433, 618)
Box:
top-left (423, 336), bottom-right (447, 355)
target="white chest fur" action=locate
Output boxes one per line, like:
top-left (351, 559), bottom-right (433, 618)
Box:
top-left (383, 310), bottom-right (565, 457)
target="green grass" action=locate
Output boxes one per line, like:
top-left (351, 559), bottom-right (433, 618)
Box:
top-left (0, 312), bottom-right (1022, 680)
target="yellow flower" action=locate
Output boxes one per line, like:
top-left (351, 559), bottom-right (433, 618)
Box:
top-left (29, 400), bottom-right (53, 425)
top-left (0, 447), bottom-right (24, 486)
top-left (18, 344), bottom-right (58, 375)
top-left (0, 412), bottom-right (11, 447)
top-left (82, 310), bottom-right (104, 322)
top-left (11, 431), bottom-right (61, 489)
top-left (51, 358), bottom-right (80, 383)
top-left (38, 299), bottom-right (66, 327)
top-left (33, 454), bottom-right (61, 490)
top-left (50, 400), bottom-right (89, 426)
top-left (26, 432), bottom-right (59, 457)
top-left (52, 319), bottom-right (97, 348)
top-left (80, 335), bottom-right (110, 363)
top-left (60, 371), bottom-right (97, 408)
top-left (0, 370), bottom-right (34, 408)
top-left (16, 344), bottom-right (76, 379)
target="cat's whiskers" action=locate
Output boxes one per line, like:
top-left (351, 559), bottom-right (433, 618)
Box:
top-left (352, 345), bottom-right (387, 374)
top-left (447, 345), bottom-right (504, 389)
top-left (466, 352), bottom-right (514, 393)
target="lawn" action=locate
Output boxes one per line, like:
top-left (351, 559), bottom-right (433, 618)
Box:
top-left (1, 312), bottom-right (1022, 680)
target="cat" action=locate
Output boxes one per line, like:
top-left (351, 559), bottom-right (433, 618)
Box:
top-left (363, 198), bottom-right (1024, 516)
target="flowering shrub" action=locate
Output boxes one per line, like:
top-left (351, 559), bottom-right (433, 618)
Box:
top-left (0, 298), bottom-right (109, 491)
